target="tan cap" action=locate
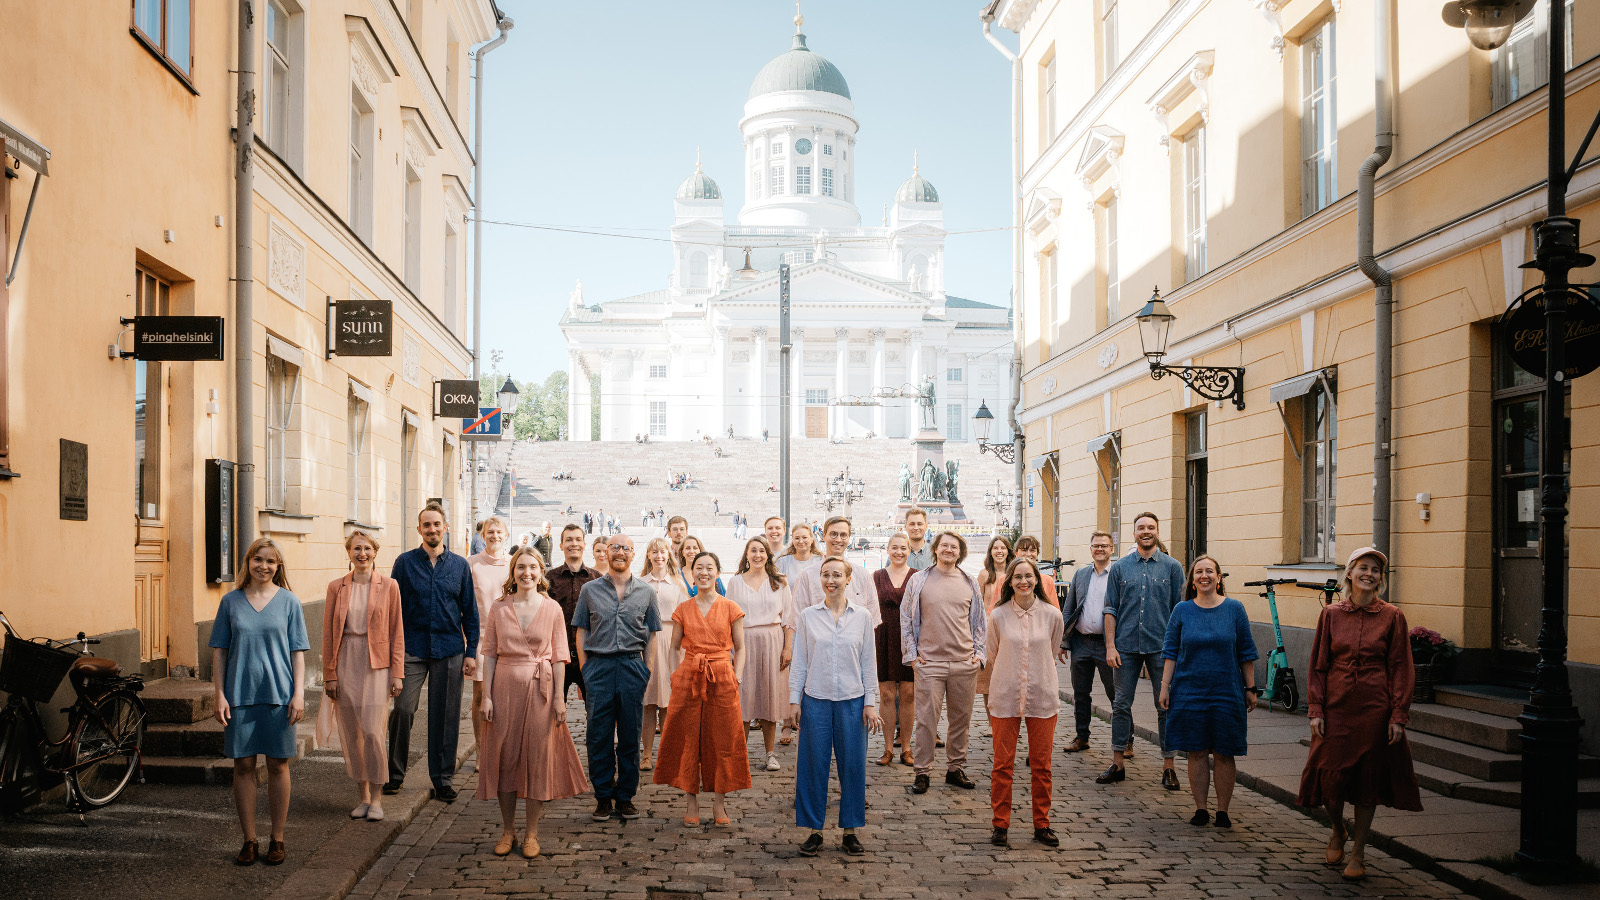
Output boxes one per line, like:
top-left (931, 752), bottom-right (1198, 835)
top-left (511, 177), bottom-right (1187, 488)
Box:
top-left (1345, 546), bottom-right (1389, 570)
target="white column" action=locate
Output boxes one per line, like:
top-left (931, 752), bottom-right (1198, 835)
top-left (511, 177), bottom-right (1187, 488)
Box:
top-left (871, 328), bottom-right (886, 437)
top-left (932, 348), bottom-right (947, 435)
top-left (598, 350), bottom-right (615, 441)
top-left (568, 350), bottom-right (585, 441)
top-left (834, 327), bottom-right (849, 439)
top-left (713, 326), bottom-right (730, 439)
top-left (791, 327), bottom-right (805, 436)
top-left (750, 327), bottom-right (767, 436)
top-left (628, 349), bottom-right (645, 440)
top-left (908, 329), bottom-right (924, 433)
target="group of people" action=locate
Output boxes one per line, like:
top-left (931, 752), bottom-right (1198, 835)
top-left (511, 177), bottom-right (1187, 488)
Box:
top-left (206, 500), bottom-right (1421, 877)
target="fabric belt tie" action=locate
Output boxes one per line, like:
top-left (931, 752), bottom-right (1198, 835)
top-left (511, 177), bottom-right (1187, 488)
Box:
top-left (505, 659), bottom-right (554, 704)
top-left (682, 652), bottom-right (732, 699)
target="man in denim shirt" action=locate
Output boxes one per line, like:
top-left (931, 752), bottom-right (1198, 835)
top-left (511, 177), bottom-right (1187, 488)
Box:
top-left (1098, 512), bottom-right (1184, 790)
top-left (386, 504), bottom-right (479, 801)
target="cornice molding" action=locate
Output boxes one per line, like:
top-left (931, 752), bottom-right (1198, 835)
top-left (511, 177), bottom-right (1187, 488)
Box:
top-left (1148, 50), bottom-right (1215, 153)
top-left (368, 0), bottom-right (474, 171)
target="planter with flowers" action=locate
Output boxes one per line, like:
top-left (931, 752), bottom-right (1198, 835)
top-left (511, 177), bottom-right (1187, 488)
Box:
top-left (1409, 627), bottom-right (1458, 704)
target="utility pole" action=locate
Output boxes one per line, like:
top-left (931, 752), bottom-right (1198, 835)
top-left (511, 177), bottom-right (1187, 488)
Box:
top-left (779, 264), bottom-right (792, 524)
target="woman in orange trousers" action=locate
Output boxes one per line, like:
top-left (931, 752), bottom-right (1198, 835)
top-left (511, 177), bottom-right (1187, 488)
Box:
top-left (653, 551), bottom-right (750, 826)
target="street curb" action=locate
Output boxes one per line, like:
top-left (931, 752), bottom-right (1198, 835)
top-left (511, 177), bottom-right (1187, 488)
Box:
top-left (265, 737), bottom-right (476, 900)
top-left (1060, 685), bottom-right (1573, 900)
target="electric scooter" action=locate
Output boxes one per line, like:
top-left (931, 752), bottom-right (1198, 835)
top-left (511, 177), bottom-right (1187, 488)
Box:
top-left (1241, 578), bottom-right (1300, 712)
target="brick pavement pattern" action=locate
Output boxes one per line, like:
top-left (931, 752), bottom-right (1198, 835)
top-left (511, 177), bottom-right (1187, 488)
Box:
top-left (350, 702), bottom-right (1470, 900)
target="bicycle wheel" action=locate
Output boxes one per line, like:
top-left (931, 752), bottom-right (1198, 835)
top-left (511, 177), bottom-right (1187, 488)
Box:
top-left (67, 691), bottom-right (145, 808)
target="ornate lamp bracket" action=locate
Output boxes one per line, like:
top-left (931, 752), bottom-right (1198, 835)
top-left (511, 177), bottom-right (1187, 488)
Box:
top-left (1149, 362), bottom-right (1246, 410)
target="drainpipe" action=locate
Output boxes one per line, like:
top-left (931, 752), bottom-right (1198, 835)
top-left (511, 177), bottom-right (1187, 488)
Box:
top-left (235, 0), bottom-right (257, 551)
top-left (469, 15), bottom-right (512, 542)
top-left (981, 10), bottom-right (1026, 516)
top-left (1360, 0), bottom-right (1396, 559)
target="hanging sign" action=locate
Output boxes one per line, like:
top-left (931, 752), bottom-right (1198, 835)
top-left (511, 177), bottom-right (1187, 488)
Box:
top-left (436, 379), bottom-right (479, 418)
top-left (129, 316), bottom-right (225, 361)
top-left (330, 298), bottom-right (393, 357)
top-left (1502, 286), bottom-right (1600, 380)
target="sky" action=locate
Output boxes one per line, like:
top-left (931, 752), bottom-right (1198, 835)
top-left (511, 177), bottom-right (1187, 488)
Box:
top-left (475, 0), bottom-right (1019, 385)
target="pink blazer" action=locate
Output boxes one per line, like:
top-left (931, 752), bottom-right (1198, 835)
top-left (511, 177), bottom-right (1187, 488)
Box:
top-left (321, 572), bottom-right (405, 683)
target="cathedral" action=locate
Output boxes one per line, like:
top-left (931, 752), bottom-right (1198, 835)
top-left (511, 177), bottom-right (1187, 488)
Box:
top-left (560, 15), bottom-right (1014, 443)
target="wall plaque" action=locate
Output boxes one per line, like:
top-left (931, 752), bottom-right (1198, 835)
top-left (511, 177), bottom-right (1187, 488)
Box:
top-left (59, 439), bottom-right (87, 520)
top-left (205, 459), bottom-right (236, 583)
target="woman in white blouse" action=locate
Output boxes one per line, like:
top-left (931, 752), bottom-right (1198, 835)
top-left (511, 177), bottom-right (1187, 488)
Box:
top-left (984, 558), bottom-right (1064, 849)
top-left (639, 537), bottom-right (685, 771)
top-left (776, 521), bottom-right (822, 583)
top-left (787, 557), bottom-right (882, 858)
top-left (728, 537), bottom-right (796, 772)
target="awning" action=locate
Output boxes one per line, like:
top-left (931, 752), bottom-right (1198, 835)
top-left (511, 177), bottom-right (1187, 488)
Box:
top-left (402, 409), bottom-right (421, 429)
top-left (1270, 368), bottom-right (1336, 404)
top-left (0, 116), bottom-right (49, 174)
top-left (1028, 451), bottom-right (1058, 471)
top-left (266, 334), bottom-right (306, 368)
top-left (348, 378), bottom-right (373, 404)
top-left (1085, 430), bottom-right (1121, 457)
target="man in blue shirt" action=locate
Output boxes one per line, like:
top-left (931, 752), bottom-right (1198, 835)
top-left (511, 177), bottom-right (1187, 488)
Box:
top-left (385, 503), bottom-right (479, 802)
top-left (1098, 512), bottom-right (1184, 790)
top-left (573, 533), bottom-right (660, 821)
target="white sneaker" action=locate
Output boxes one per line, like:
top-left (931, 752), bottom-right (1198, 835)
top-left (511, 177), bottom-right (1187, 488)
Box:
top-left (765, 754), bottom-right (780, 771)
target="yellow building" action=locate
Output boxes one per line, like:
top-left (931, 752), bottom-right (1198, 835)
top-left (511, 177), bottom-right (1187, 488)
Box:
top-left (0, 0), bottom-right (503, 680)
top-left (984, 0), bottom-right (1600, 749)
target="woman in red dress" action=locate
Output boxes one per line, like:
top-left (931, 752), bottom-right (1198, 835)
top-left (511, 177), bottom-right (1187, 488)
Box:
top-left (1297, 547), bottom-right (1422, 880)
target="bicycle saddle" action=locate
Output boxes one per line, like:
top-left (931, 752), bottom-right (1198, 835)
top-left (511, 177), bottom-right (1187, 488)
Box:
top-left (69, 657), bottom-right (120, 689)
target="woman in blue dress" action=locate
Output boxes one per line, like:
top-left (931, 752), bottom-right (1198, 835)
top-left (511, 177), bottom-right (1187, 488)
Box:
top-left (1158, 555), bottom-right (1257, 828)
top-left (210, 536), bottom-right (310, 866)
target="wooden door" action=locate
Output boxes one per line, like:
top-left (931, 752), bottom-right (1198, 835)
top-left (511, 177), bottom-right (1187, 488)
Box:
top-left (133, 268), bottom-right (170, 669)
top-left (805, 406), bottom-right (828, 439)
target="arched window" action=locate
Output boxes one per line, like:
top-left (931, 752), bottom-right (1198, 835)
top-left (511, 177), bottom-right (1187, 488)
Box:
top-left (689, 252), bottom-right (708, 290)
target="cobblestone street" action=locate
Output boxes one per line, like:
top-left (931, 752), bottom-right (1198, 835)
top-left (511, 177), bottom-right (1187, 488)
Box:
top-left (350, 699), bottom-right (1470, 900)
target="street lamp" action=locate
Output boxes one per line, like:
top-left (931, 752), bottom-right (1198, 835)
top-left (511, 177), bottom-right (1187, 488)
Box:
top-left (813, 468), bottom-right (865, 517)
top-left (971, 400), bottom-right (1017, 463)
top-left (1135, 287), bottom-right (1247, 410)
top-left (1439, 0), bottom-right (1535, 50)
top-left (496, 377), bottom-right (519, 425)
top-left (1444, 0), bottom-right (1595, 882)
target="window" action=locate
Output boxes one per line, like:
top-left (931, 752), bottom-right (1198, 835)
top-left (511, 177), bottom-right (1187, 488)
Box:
top-left (823, 144), bottom-right (833, 156)
top-left (752, 167), bottom-right (763, 198)
top-left (796, 166), bottom-right (811, 195)
top-left (843, 173), bottom-right (850, 201)
top-left (1184, 126), bottom-right (1208, 282)
top-left (770, 165), bottom-right (784, 195)
top-left (403, 165), bottom-right (422, 292)
top-left (1045, 247), bottom-right (1059, 347)
top-left (689, 252), bottom-right (708, 290)
top-left (649, 364), bottom-right (668, 379)
top-left (348, 87), bottom-right (375, 242)
top-left (134, 268), bottom-right (170, 520)
top-left (440, 438), bottom-right (455, 522)
top-left (1300, 18), bottom-right (1338, 217)
top-left (263, 0), bottom-right (293, 152)
top-left (946, 404), bottom-right (964, 441)
top-left (649, 401), bottom-right (668, 436)
top-left (132, 0), bottom-right (192, 79)
top-left (1091, 436), bottom-right (1122, 551)
top-left (772, 142), bottom-right (785, 157)
top-left (1043, 55), bottom-right (1058, 141)
top-left (1104, 198), bottom-right (1120, 323)
top-left (1185, 410), bottom-right (1208, 564)
top-left (820, 168), bottom-right (834, 197)
top-left (805, 389), bottom-right (829, 405)
top-left (442, 218), bottom-right (459, 333)
top-left (265, 348), bottom-right (302, 512)
top-left (1493, 0), bottom-right (1574, 110)
top-left (347, 385), bottom-right (372, 522)
top-left (946, 368), bottom-right (963, 382)
top-left (1301, 383), bottom-right (1337, 562)
top-left (400, 415), bottom-right (418, 535)
top-left (1102, 0), bottom-right (1120, 80)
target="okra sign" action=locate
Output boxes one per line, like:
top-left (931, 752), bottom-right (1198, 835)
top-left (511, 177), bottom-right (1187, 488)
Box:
top-left (1503, 286), bottom-right (1600, 380)
top-left (332, 298), bottom-right (393, 357)
top-left (437, 379), bottom-right (480, 418)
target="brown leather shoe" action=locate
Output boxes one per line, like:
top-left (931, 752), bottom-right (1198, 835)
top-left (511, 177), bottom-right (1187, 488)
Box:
top-left (900, 750), bottom-right (914, 766)
top-left (1062, 736), bottom-right (1090, 753)
top-left (262, 839), bottom-right (286, 866)
top-left (875, 749), bottom-right (894, 766)
top-left (234, 839), bottom-right (258, 866)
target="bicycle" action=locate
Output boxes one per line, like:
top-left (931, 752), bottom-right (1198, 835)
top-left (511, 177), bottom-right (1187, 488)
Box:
top-left (0, 609), bottom-right (147, 816)
top-left (1240, 579), bottom-right (1300, 712)
top-left (1038, 558), bottom-right (1077, 607)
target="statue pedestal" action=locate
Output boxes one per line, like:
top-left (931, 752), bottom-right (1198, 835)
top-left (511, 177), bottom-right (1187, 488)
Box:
top-left (895, 430), bottom-right (967, 523)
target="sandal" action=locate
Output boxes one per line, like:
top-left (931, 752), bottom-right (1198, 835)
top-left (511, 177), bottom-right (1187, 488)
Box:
top-left (640, 757), bottom-right (654, 771)
top-left (779, 734), bottom-right (793, 746)
top-left (1342, 855), bottom-right (1366, 881)
top-left (522, 836), bottom-right (541, 859)
top-left (1326, 825), bottom-right (1347, 866)
top-left (494, 832), bottom-right (516, 857)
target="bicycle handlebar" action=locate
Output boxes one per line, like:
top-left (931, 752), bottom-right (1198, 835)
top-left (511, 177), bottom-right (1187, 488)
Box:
top-left (1038, 558), bottom-right (1077, 571)
top-left (1295, 580), bottom-right (1340, 593)
top-left (1242, 578), bottom-right (1299, 587)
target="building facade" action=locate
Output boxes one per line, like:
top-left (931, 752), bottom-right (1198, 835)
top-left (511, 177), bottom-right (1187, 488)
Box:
top-left (0, 0), bottom-right (499, 680)
top-left (987, 0), bottom-right (1600, 747)
top-left (560, 18), bottom-right (1014, 444)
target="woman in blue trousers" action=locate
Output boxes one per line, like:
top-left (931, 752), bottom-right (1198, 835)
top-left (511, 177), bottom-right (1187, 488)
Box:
top-left (787, 556), bottom-right (882, 857)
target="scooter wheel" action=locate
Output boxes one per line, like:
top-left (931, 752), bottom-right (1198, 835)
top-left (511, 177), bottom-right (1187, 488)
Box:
top-left (1277, 669), bottom-right (1300, 713)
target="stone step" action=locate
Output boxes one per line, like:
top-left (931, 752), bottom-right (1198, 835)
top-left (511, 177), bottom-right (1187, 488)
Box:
top-left (1407, 731), bottom-right (1600, 781)
top-left (138, 755), bottom-right (243, 785)
top-left (1408, 703), bottom-right (1522, 753)
top-left (139, 677), bottom-right (216, 724)
top-left (1433, 684), bottom-right (1526, 720)
top-left (1456, 778), bottom-right (1600, 809)
top-left (145, 719), bottom-right (226, 757)
top-left (1411, 760), bottom-right (1482, 798)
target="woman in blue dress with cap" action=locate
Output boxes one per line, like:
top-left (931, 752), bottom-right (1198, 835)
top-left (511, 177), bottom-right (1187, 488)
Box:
top-left (210, 536), bottom-right (310, 867)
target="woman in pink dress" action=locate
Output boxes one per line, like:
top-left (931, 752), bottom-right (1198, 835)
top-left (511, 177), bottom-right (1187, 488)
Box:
top-left (640, 537), bottom-right (686, 770)
top-left (974, 536), bottom-right (1013, 699)
top-left (467, 516), bottom-right (511, 751)
top-left (728, 536), bottom-right (796, 772)
top-left (478, 547), bottom-right (590, 859)
top-left (318, 531), bottom-right (405, 822)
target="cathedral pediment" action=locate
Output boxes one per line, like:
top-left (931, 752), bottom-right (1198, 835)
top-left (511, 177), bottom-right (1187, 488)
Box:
top-left (710, 261), bottom-right (929, 308)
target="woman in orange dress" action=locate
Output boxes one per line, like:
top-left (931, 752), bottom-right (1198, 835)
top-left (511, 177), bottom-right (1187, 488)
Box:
top-left (478, 547), bottom-right (590, 859)
top-left (974, 536), bottom-right (1012, 699)
top-left (653, 551), bottom-right (750, 826)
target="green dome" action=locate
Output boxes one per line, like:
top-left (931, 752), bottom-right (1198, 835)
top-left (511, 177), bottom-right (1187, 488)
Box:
top-left (897, 174), bottom-right (939, 203)
top-left (676, 168), bottom-right (721, 201)
top-left (748, 33), bottom-right (851, 100)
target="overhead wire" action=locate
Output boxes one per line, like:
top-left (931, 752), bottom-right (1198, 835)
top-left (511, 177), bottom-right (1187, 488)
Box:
top-left (474, 216), bottom-right (1017, 251)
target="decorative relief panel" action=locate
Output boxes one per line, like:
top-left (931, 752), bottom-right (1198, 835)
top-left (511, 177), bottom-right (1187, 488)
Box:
top-left (350, 44), bottom-right (380, 102)
top-left (888, 351), bottom-right (902, 364)
top-left (1042, 375), bottom-right (1057, 395)
top-left (1097, 343), bottom-right (1119, 369)
top-left (267, 220), bottom-right (306, 307)
top-left (732, 350), bottom-right (751, 363)
top-left (849, 350), bottom-right (867, 364)
top-left (402, 334), bottom-right (421, 387)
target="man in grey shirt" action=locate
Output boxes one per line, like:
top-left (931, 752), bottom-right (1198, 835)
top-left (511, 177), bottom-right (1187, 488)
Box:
top-left (903, 507), bottom-right (932, 570)
top-left (1099, 512), bottom-right (1184, 790)
top-left (573, 534), bottom-right (660, 821)
top-left (1057, 532), bottom-right (1117, 754)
